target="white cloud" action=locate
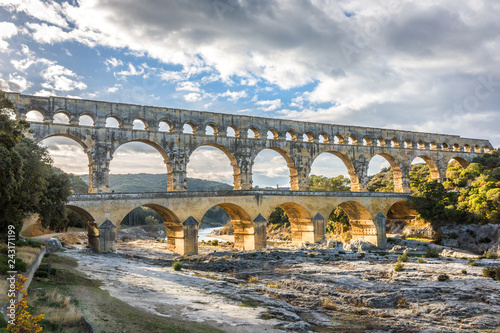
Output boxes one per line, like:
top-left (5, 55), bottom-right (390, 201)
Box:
top-left (41, 64), bottom-right (87, 91)
top-left (0, 21), bottom-right (17, 52)
top-left (115, 63), bottom-right (144, 77)
top-left (184, 92), bottom-right (202, 102)
top-left (219, 89), bottom-right (247, 102)
top-left (104, 57), bottom-right (123, 70)
top-left (107, 84), bottom-right (122, 93)
top-left (176, 81), bottom-right (200, 92)
top-left (256, 99), bottom-right (282, 112)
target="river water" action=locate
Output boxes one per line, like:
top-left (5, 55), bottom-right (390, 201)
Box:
top-left (198, 227), bottom-right (228, 242)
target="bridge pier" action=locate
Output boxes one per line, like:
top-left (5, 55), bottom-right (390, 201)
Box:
top-left (232, 215), bottom-right (267, 251)
top-left (87, 219), bottom-right (117, 253)
top-left (349, 212), bottom-right (387, 248)
top-left (164, 217), bottom-right (199, 255)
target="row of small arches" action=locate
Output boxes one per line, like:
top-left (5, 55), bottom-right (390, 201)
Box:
top-left (24, 110), bottom-right (491, 153)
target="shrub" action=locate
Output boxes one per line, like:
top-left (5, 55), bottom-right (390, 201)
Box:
top-left (417, 258), bottom-right (424, 264)
top-left (248, 276), bottom-right (259, 283)
top-left (394, 263), bottom-right (404, 271)
top-left (212, 239), bottom-right (219, 246)
top-left (461, 269), bottom-right (467, 275)
top-left (424, 248), bottom-right (440, 258)
top-left (482, 251), bottom-right (498, 259)
top-left (468, 259), bottom-right (477, 266)
top-left (172, 262), bottom-right (182, 271)
top-left (437, 273), bottom-right (449, 281)
top-left (397, 253), bottom-right (409, 263)
top-left (482, 265), bottom-right (500, 281)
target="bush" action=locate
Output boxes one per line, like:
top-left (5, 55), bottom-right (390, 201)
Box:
top-left (424, 248), bottom-right (440, 258)
top-left (211, 239), bottom-right (219, 246)
top-left (394, 263), bottom-right (404, 271)
top-left (172, 262), bottom-right (182, 271)
top-left (461, 269), bottom-right (467, 275)
top-left (482, 251), bottom-right (499, 259)
top-left (437, 273), bottom-right (449, 281)
top-left (397, 253), bottom-right (409, 263)
top-left (417, 258), bottom-right (424, 264)
top-left (468, 259), bottom-right (477, 266)
top-left (482, 265), bottom-right (500, 281)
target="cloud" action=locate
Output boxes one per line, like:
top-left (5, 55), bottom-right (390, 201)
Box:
top-left (183, 92), bottom-right (202, 102)
top-left (219, 89), bottom-right (247, 102)
top-left (41, 64), bottom-right (87, 91)
top-left (115, 63), bottom-right (144, 77)
top-left (0, 21), bottom-right (17, 51)
top-left (256, 99), bottom-right (282, 112)
top-left (104, 57), bottom-right (123, 70)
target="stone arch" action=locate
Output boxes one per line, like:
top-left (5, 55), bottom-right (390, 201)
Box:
top-left (386, 200), bottom-right (418, 220)
top-left (415, 155), bottom-right (440, 180)
top-left (79, 113), bottom-right (96, 126)
top-left (303, 132), bottom-right (314, 142)
top-left (66, 205), bottom-right (95, 223)
top-left (131, 204), bottom-right (187, 254)
top-left (417, 140), bottom-right (426, 149)
top-left (348, 134), bottom-right (358, 145)
top-left (286, 130), bottom-right (297, 141)
top-left (377, 137), bottom-right (386, 147)
top-left (53, 110), bottom-right (71, 124)
top-left (391, 138), bottom-right (400, 148)
top-left (66, 205), bottom-right (101, 251)
top-left (274, 202), bottom-right (314, 244)
top-left (37, 133), bottom-right (93, 192)
top-left (334, 134), bottom-right (344, 144)
top-left (106, 116), bottom-right (121, 128)
top-left (442, 142), bottom-right (449, 151)
top-left (254, 147), bottom-right (298, 190)
top-left (464, 144), bottom-right (471, 152)
top-left (484, 146), bottom-right (491, 153)
top-left (159, 120), bottom-right (173, 132)
top-left (385, 200), bottom-right (418, 234)
top-left (267, 129), bottom-right (279, 140)
top-left (369, 153), bottom-right (405, 193)
top-left (335, 201), bottom-right (385, 247)
top-left (363, 136), bottom-right (373, 146)
top-left (212, 203), bottom-right (264, 250)
top-left (449, 156), bottom-right (469, 169)
top-left (319, 133), bottom-right (329, 143)
top-left (132, 118), bottom-right (148, 130)
top-left (111, 139), bottom-right (172, 190)
top-left (453, 143), bottom-right (460, 152)
top-left (404, 139), bottom-right (413, 149)
top-left (248, 127), bottom-right (259, 139)
top-left (311, 151), bottom-right (357, 190)
top-left (25, 109), bottom-right (45, 122)
top-left (227, 125), bottom-right (239, 137)
top-left (183, 121), bottom-right (197, 134)
top-left (205, 123), bottom-right (219, 136)
top-left (188, 143), bottom-right (241, 190)
top-left (474, 145), bottom-right (481, 153)
top-left (430, 142), bottom-right (437, 150)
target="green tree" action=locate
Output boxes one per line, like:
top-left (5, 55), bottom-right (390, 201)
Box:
top-left (309, 175), bottom-right (350, 191)
top-left (268, 207), bottom-right (288, 227)
top-left (0, 91), bottom-right (72, 237)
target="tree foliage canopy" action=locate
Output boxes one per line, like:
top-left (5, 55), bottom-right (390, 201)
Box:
top-left (0, 91), bottom-right (72, 236)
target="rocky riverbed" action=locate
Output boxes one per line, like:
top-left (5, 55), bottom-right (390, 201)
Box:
top-left (58, 236), bottom-right (500, 333)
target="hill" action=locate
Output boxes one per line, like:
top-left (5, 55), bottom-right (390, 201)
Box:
top-left (78, 173), bottom-right (233, 192)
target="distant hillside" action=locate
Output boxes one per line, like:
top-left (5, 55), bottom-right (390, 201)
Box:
top-left (79, 173), bottom-right (233, 192)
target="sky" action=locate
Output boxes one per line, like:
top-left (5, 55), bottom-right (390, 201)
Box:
top-left (1, 0), bottom-right (499, 188)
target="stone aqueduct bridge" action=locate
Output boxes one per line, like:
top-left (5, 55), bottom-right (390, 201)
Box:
top-left (7, 93), bottom-right (493, 254)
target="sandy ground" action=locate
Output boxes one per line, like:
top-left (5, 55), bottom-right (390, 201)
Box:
top-left (61, 247), bottom-right (293, 332)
